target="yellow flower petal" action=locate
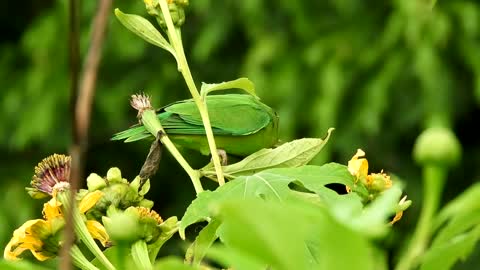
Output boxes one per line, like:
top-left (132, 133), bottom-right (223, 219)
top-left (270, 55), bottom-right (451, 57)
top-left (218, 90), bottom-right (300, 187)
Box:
top-left (348, 149), bottom-right (369, 179)
top-left (390, 211), bottom-right (403, 225)
top-left (86, 220), bottom-right (109, 247)
top-left (4, 220), bottom-right (54, 261)
top-left (43, 198), bottom-right (63, 220)
top-left (79, 191), bottom-right (103, 214)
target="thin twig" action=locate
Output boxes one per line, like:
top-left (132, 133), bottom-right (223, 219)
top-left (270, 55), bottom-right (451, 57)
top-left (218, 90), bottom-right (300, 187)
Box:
top-left (64, 0), bottom-right (113, 269)
top-left (62, 0), bottom-right (80, 268)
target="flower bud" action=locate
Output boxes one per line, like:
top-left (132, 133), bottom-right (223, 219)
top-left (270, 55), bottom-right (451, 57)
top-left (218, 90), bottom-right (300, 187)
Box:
top-left (102, 212), bottom-right (139, 244)
top-left (87, 173), bottom-right (107, 191)
top-left (413, 127), bottom-right (461, 167)
top-left (144, 0), bottom-right (187, 29)
top-left (106, 167), bottom-right (127, 184)
top-left (368, 172), bottom-right (392, 193)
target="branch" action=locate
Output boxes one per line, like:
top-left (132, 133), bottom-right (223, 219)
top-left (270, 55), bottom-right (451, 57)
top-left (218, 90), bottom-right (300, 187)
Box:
top-left (63, 0), bottom-right (112, 269)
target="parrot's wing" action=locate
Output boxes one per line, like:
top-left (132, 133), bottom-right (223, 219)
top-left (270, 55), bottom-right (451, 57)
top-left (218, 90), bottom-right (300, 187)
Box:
top-left (111, 125), bottom-right (150, 142)
top-left (163, 94), bottom-right (272, 135)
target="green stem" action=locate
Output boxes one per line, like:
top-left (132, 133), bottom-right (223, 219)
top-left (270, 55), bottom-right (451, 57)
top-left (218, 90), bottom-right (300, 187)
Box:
top-left (157, 0), bottom-right (225, 186)
top-left (57, 192), bottom-right (116, 270)
top-left (116, 243), bottom-right (127, 270)
top-left (395, 165), bottom-right (446, 270)
top-left (71, 244), bottom-right (100, 270)
top-left (131, 240), bottom-right (153, 270)
top-left (142, 110), bottom-right (203, 194)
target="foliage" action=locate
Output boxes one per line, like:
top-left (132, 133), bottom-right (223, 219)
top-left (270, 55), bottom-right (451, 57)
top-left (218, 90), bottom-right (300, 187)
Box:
top-left (1, 0), bottom-right (480, 269)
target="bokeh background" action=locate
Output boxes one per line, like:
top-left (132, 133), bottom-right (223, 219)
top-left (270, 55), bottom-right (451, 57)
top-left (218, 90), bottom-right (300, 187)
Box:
top-left (1, 0), bottom-right (479, 268)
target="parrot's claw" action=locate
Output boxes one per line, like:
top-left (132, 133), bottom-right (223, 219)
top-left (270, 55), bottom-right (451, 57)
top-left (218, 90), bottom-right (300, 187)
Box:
top-left (217, 149), bottom-right (228, 166)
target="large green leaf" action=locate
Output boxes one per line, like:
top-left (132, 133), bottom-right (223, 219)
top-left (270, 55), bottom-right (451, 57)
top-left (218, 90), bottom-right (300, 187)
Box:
top-left (208, 199), bottom-right (375, 270)
top-left (180, 163), bottom-right (355, 238)
top-left (434, 183), bottom-right (480, 230)
top-left (201, 130), bottom-right (334, 179)
top-left (420, 224), bottom-right (480, 270)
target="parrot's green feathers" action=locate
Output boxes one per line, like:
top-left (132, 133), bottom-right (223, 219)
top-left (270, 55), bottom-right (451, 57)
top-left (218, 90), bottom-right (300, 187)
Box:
top-left (112, 94), bottom-right (279, 155)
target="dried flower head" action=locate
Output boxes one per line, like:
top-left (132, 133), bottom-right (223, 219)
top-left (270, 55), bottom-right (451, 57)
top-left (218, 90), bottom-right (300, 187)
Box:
top-left (30, 154), bottom-right (71, 197)
top-left (130, 93), bottom-right (153, 118)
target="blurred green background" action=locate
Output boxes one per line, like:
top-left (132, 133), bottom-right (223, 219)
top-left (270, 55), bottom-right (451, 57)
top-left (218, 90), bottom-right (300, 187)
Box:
top-left (1, 0), bottom-right (479, 268)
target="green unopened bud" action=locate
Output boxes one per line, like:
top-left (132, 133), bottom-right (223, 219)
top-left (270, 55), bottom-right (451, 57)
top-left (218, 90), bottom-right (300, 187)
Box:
top-left (103, 212), bottom-right (139, 244)
top-left (106, 167), bottom-right (126, 183)
top-left (413, 127), bottom-right (461, 167)
top-left (87, 173), bottom-right (107, 191)
top-left (144, 0), bottom-right (187, 29)
top-left (133, 207), bottom-right (163, 244)
top-left (368, 172), bottom-right (393, 193)
top-left (85, 169), bottom-right (154, 220)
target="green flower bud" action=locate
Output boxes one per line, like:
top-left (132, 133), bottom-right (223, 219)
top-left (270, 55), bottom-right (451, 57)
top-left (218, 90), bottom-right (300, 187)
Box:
top-left (102, 212), bottom-right (139, 244)
top-left (413, 127), bottom-right (462, 167)
top-left (368, 172), bottom-right (392, 193)
top-left (85, 169), bottom-right (153, 220)
top-left (87, 173), bottom-right (107, 191)
top-left (144, 0), bottom-right (187, 29)
top-left (133, 207), bottom-right (163, 244)
top-left (106, 167), bottom-right (126, 183)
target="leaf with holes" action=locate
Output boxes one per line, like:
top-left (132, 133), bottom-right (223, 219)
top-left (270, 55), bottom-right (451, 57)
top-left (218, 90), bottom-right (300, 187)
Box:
top-left (179, 163), bottom-right (355, 238)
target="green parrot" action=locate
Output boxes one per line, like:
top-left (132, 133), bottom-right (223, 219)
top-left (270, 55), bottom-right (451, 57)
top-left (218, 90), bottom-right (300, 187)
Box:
top-left (112, 94), bottom-right (279, 157)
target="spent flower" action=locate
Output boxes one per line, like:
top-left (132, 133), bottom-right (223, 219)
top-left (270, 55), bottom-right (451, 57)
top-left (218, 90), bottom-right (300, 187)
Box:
top-left (28, 154), bottom-right (71, 198)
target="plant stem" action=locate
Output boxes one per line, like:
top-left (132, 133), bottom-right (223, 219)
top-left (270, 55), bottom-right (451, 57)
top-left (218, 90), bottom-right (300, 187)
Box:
top-left (157, 1), bottom-right (225, 186)
top-left (395, 165), bottom-right (446, 270)
top-left (131, 240), bottom-right (153, 270)
top-left (71, 245), bottom-right (100, 270)
top-left (57, 192), bottom-right (116, 270)
top-left (142, 110), bottom-right (203, 194)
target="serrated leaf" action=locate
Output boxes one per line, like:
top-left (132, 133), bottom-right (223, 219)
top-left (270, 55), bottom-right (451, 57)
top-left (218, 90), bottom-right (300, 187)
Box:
top-left (180, 163), bottom-right (355, 237)
top-left (210, 199), bottom-right (375, 270)
top-left (434, 182), bottom-right (480, 230)
top-left (200, 129), bottom-right (334, 179)
top-left (114, 9), bottom-right (176, 59)
top-left (420, 224), bottom-right (480, 270)
top-left (200, 78), bottom-right (257, 99)
top-left (432, 209), bottom-right (480, 247)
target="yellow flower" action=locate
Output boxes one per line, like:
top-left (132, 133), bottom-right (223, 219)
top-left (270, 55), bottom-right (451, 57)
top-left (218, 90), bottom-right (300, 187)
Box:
top-left (4, 219), bottom-right (58, 261)
top-left (4, 191), bottom-right (109, 261)
top-left (79, 191), bottom-right (110, 247)
top-left (4, 200), bottom-right (64, 261)
top-left (346, 149), bottom-right (409, 225)
top-left (348, 149), bottom-right (369, 181)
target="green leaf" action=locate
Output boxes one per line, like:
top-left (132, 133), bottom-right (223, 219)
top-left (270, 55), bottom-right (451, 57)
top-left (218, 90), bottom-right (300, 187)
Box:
top-left (185, 219), bottom-right (221, 266)
top-left (181, 163), bottom-right (356, 238)
top-left (0, 260), bottom-right (53, 270)
top-left (201, 130), bottom-right (334, 179)
top-left (200, 78), bottom-right (258, 98)
top-left (209, 199), bottom-right (375, 270)
top-left (420, 224), bottom-right (480, 270)
top-left (153, 257), bottom-right (199, 270)
top-left (114, 9), bottom-right (176, 59)
top-left (434, 182), bottom-right (480, 230)
top-left (206, 245), bottom-right (266, 270)
top-left (432, 209), bottom-right (480, 247)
